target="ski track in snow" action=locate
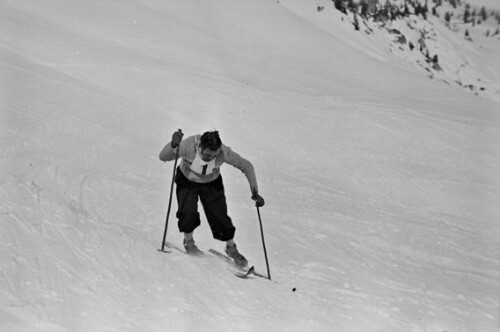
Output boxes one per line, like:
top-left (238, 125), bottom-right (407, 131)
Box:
top-left (1, 0), bottom-right (500, 331)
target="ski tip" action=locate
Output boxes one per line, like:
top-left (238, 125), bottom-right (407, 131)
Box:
top-left (235, 265), bottom-right (255, 278)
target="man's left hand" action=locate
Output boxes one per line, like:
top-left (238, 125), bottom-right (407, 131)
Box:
top-left (251, 192), bottom-right (265, 207)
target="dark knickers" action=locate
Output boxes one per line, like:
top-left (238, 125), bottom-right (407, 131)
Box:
top-left (175, 168), bottom-right (235, 241)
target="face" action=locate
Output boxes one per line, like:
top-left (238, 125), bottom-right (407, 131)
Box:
top-left (199, 147), bottom-right (219, 162)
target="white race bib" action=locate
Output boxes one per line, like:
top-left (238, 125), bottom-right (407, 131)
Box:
top-left (190, 150), bottom-right (216, 175)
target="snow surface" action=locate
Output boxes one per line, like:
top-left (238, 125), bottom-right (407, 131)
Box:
top-left (1, 0), bottom-right (499, 331)
top-left (469, 0), bottom-right (500, 10)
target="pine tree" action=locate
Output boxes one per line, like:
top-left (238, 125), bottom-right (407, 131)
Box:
top-left (354, 13), bottom-right (360, 30)
top-left (464, 6), bottom-right (470, 23)
top-left (404, 3), bottom-right (410, 16)
top-left (480, 6), bottom-right (487, 21)
top-left (423, 0), bottom-right (429, 19)
top-left (445, 11), bottom-right (452, 23)
top-left (360, 0), bottom-right (369, 17)
top-left (347, 0), bottom-right (356, 13)
top-left (334, 0), bottom-right (347, 14)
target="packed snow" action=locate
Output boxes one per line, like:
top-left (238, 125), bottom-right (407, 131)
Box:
top-left (1, 0), bottom-right (499, 331)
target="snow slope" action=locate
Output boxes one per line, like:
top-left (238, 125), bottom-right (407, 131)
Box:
top-left (1, 0), bottom-right (499, 331)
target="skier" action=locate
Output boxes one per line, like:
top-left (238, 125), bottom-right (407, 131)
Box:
top-left (159, 130), bottom-right (265, 268)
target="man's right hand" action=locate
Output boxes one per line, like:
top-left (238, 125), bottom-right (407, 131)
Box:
top-left (170, 130), bottom-right (184, 148)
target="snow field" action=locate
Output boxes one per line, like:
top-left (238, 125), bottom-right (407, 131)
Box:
top-left (1, 0), bottom-right (499, 331)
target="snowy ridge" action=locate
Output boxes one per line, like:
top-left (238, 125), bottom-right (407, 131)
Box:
top-left (280, 0), bottom-right (500, 101)
top-left (1, 0), bottom-right (499, 331)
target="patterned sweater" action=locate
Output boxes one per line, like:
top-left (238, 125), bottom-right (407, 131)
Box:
top-left (159, 135), bottom-right (258, 194)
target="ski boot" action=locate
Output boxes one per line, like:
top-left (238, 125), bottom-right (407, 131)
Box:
top-left (225, 243), bottom-right (248, 268)
top-left (184, 239), bottom-right (203, 256)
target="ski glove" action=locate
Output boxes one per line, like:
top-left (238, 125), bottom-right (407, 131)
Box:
top-left (252, 192), bottom-right (265, 208)
top-left (170, 130), bottom-right (184, 148)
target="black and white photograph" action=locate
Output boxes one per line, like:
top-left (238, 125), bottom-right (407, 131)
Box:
top-left (1, 0), bottom-right (499, 331)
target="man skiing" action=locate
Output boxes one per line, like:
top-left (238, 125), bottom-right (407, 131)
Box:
top-left (159, 130), bottom-right (265, 268)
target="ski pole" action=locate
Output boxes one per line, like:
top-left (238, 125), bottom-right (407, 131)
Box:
top-left (159, 129), bottom-right (182, 252)
top-left (256, 205), bottom-right (271, 280)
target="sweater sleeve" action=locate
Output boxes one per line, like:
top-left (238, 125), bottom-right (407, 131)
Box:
top-left (159, 142), bottom-right (177, 162)
top-left (223, 146), bottom-right (259, 194)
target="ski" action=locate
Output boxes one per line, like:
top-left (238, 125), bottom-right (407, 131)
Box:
top-left (235, 265), bottom-right (255, 278)
top-left (160, 244), bottom-right (257, 278)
